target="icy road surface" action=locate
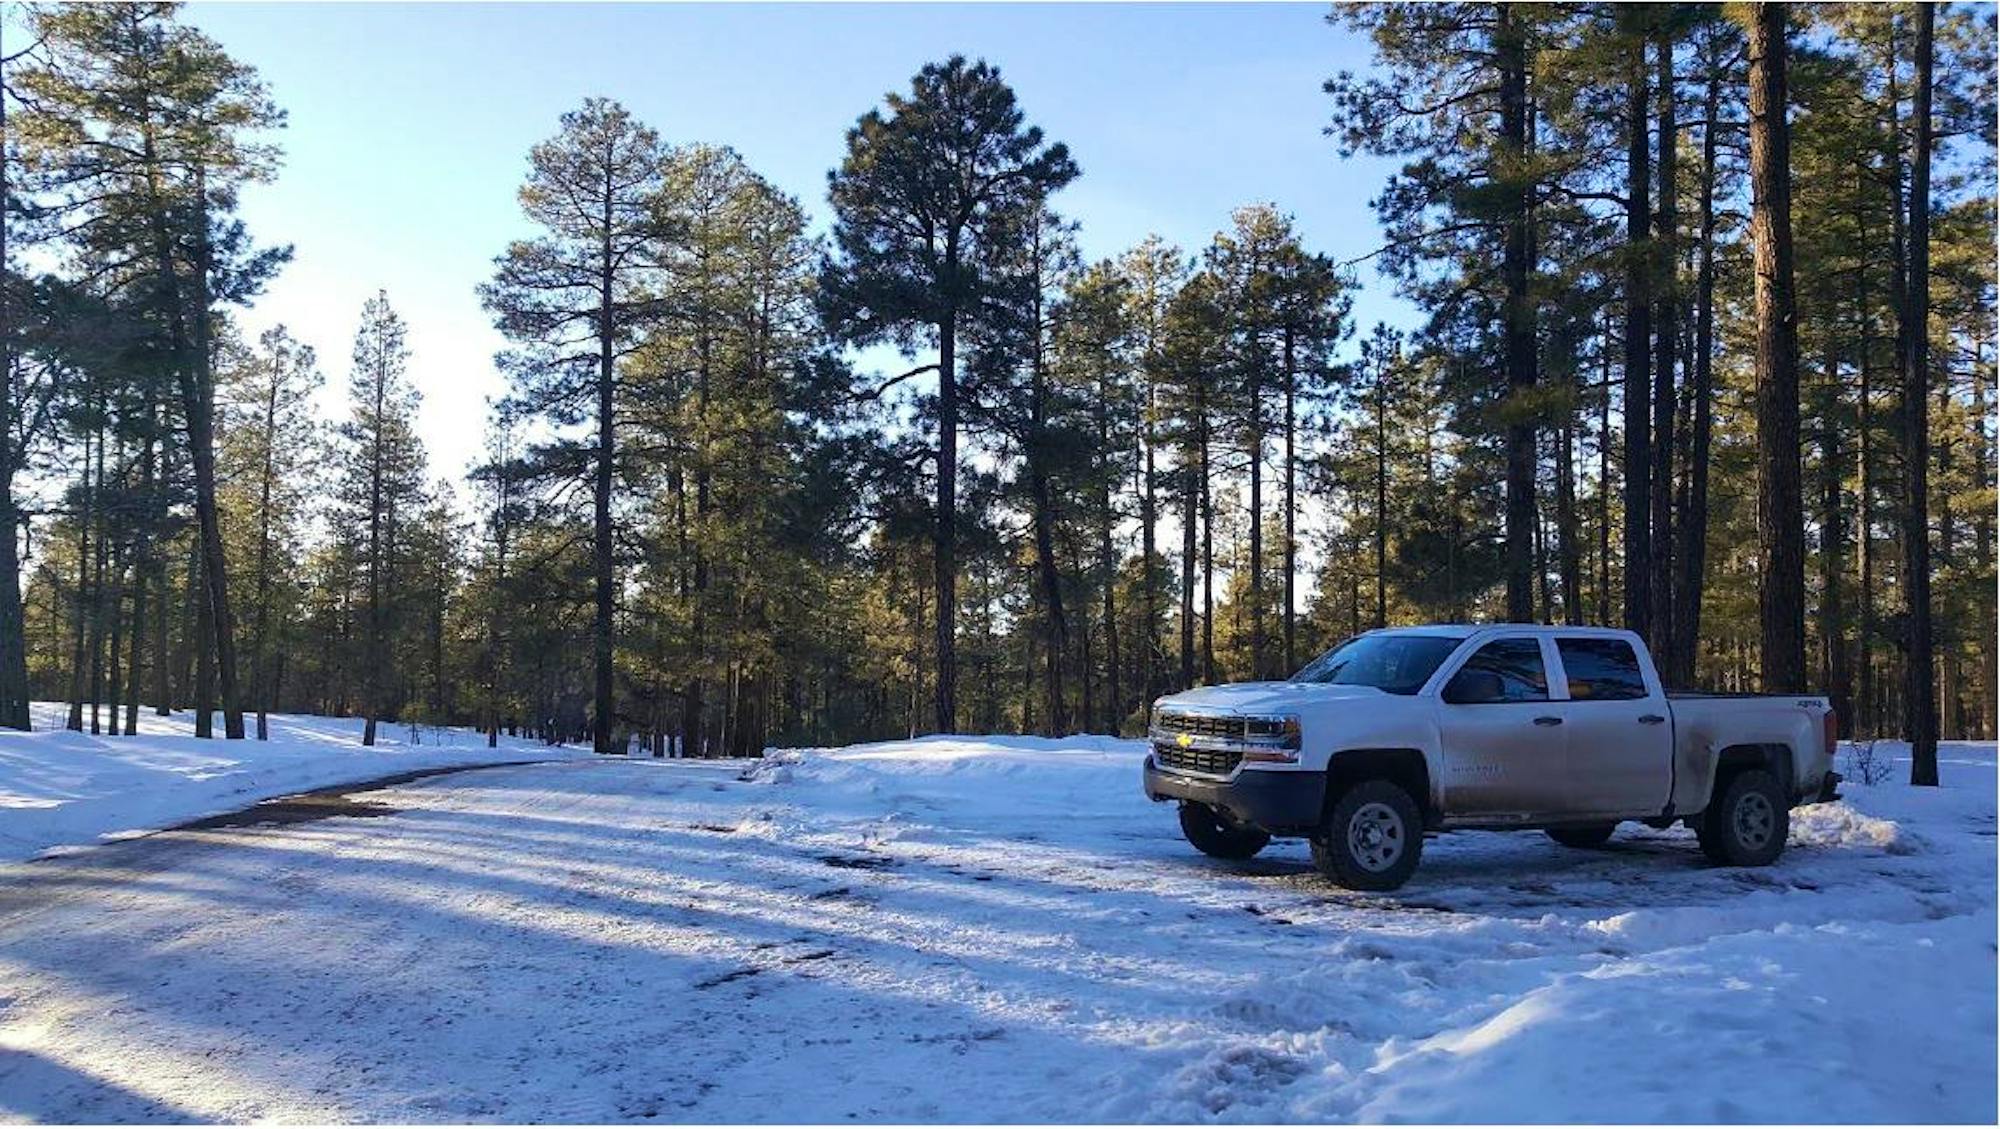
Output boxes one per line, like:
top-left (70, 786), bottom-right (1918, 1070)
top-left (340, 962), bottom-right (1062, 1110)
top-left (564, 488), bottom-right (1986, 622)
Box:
top-left (0, 735), bottom-right (1993, 1123)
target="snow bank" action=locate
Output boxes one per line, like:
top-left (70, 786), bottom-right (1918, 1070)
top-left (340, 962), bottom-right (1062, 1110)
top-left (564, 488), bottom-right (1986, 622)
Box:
top-left (0, 724), bottom-right (1990, 1122)
top-left (0, 703), bottom-right (583, 862)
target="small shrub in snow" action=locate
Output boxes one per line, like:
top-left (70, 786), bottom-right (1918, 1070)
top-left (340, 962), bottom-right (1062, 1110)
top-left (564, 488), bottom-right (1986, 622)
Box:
top-left (1844, 740), bottom-right (1895, 786)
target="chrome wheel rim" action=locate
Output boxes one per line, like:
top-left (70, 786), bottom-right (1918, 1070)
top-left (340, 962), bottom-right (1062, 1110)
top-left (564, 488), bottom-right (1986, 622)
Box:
top-left (1734, 791), bottom-right (1776, 850)
top-left (1347, 801), bottom-right (1405, 873)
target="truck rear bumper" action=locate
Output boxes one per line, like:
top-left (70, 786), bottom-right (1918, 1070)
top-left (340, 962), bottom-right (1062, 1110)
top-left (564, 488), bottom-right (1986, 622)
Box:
top-left (1143, 758), bottom-right (1327, 835)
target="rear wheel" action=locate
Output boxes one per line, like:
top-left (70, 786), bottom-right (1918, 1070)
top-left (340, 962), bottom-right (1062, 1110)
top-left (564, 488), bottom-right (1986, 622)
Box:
top-left (1546, 824), bottom-right (1617, 849)
top-left (1696, 769), bottom-right (1788, 867)
top-left (1310, 779), bottom-right (1424, 891)
top-left (1178, 802), bottom-right (1270, 860)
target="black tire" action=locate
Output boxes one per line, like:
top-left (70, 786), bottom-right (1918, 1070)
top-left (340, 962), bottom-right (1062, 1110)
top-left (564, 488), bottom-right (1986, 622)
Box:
top-left (1546, 824), bottom-right (1617, 849)
top-left (1310, 778), bottom-right (1424, 891)
top-left (1177, 803), bottom-right (1270, 861)
top-left (1696, 768), bottom-right (1789, 867)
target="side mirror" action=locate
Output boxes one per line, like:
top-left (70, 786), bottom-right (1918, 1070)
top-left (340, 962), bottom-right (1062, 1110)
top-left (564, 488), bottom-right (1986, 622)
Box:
top-left (1444, 668), bottom-right (1506, 704)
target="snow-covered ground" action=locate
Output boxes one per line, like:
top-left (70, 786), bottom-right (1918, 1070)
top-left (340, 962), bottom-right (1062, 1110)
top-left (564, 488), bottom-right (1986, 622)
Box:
top-left (0, 728), bottom-right (1992, 1122)
top-left (0, 702), bottom-right (584, 863)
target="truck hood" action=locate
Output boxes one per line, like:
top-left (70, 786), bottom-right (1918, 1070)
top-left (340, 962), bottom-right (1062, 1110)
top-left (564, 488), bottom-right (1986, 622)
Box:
top-left (1155, 681), bottom-right (1386, 715)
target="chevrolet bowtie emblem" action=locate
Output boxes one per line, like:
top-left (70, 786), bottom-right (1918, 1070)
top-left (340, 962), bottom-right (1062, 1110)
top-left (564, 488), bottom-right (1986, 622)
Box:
top-left (1176, 733), bottom-right (1193, 748)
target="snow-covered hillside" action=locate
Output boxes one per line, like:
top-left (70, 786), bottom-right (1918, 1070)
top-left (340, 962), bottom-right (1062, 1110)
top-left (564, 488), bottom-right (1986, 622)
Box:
top-left (0, 703), bottom-right (584, 863)
top-left (0, 726), bottom-right (1992, 1122)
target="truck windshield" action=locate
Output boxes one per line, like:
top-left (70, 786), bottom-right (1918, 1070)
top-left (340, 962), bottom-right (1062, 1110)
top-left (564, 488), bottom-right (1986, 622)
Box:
top-left (1290, 634), bottom-right (1466, 695)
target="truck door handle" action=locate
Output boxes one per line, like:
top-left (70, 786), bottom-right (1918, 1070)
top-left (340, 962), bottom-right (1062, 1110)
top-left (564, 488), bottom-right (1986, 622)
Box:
top-left (1533, 716), bottom-right (1563, 726)
top-left (1638, 714), bottom-right (1666, 725)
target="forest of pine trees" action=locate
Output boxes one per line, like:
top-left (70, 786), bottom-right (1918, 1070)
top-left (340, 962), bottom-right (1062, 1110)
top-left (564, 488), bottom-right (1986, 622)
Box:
top-left (5, 4), bottom-right (1994, 784)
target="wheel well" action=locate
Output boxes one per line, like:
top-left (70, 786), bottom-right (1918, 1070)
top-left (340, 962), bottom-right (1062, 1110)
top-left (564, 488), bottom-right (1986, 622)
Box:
top-left (1325, 748), bottom-right (1432, 823)
top-left (1712, 743), bottom-right (1794, 800)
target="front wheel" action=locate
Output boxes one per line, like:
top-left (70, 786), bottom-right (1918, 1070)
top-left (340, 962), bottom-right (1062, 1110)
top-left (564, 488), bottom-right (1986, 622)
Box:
top-left (1696, 769), bottom-right (1789, 867)
top-left (1310, 779), bottom-right (1424, 891)
top-left (1178, 802), bottom-right (1270, 860)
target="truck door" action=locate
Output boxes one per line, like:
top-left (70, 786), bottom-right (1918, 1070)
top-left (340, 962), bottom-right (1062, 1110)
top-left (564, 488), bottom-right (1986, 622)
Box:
top-left (1433, 635), bottom-right (1568, 819)
top-left (1551, 636), bottom-right (1673, 817)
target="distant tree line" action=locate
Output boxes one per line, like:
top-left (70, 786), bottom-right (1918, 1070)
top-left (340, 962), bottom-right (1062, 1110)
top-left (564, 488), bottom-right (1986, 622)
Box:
top-left (5, 4), bottom-right (1993, 787)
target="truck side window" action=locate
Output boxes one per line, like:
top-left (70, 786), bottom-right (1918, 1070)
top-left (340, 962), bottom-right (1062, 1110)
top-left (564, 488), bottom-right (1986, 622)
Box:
top-left (1556, 638), bottom-right (1648, 701)
top-left (1442, 638), bottom-right (1548, 703)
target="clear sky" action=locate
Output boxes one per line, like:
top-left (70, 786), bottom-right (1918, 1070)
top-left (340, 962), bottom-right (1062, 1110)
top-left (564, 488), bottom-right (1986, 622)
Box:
top-left (188, 1), bottom-right (1416, 478)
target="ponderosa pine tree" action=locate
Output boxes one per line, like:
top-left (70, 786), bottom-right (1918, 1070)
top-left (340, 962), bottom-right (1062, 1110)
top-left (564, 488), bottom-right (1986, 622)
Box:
top-left (221, 324), bottom-right (321, 739)
top-left (821, 56), bottom-right (1077, 734)
top-left (337, 292), bottom-right (425, 746)
top-left (1746, 2), bottom-right (1806, 694)
top-left (481, 98), bottom-right (664, 755)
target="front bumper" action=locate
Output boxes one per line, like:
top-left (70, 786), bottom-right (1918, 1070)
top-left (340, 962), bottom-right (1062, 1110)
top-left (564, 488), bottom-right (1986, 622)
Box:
top-left (1143, 757), bottom-right (1327, 835)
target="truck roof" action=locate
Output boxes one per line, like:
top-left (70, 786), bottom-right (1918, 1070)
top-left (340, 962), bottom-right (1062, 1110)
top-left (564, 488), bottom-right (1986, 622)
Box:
top-left (1366, 624), bottom-right (1643, 639)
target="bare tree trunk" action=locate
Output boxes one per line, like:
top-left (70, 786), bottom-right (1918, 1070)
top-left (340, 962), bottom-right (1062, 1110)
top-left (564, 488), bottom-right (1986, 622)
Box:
top-left (1748, 2), bottom-right (1806, 693)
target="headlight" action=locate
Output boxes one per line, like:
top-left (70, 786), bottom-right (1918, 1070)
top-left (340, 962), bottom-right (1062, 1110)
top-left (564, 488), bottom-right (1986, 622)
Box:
top-left (1241, 714), bottom-right (1302, 760)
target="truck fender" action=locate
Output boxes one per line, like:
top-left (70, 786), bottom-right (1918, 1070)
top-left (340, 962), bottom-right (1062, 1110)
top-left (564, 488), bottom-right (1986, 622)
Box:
top-left (1693, 743), bottom-right (1795, 816)
top-left (1323, 748), bottom-right (1435, 827)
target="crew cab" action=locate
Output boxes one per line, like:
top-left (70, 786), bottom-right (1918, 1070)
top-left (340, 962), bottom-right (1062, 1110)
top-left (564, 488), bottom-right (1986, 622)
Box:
top-left (1142, 625), bottom-right (1841, 890)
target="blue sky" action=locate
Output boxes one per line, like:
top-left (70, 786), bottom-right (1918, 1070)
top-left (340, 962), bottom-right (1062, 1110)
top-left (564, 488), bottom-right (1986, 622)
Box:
top-left (190, 1), bottom-right (1416, 477)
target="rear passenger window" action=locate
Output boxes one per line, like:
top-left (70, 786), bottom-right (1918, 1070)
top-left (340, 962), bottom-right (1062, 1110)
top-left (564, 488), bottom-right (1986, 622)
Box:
top-left (1557, 639), bottom-right (1649, 701)
top-left (1443, 638), bottom-right (1548, 703)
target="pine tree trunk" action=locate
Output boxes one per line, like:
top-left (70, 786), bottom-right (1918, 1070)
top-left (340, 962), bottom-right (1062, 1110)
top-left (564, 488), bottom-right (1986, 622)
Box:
top-left (1671, 60), bottom-right (1722, 690)
top-left (186, 176), bottom-right (244, 739)
top-left (1499, 7), bottom-right (1537, 622)
top-left (194, 546), bottom-right (215, 738)
top-left (1282, 325), bottom-right (1297, 674)
top-left (934, 305), bottom-right (959, 733)
top-left (0, 56), bottom-right (24, 732)
top-left (1179, 454), bottom-right (1195, 691)
top-left (1199, 397), bottom-right (1215, 685)
top-left (1819, 349), bottom-right (1852, 734)
top-left (1903, 3), bottom-right (1937, 784)
top-left (591, 226), bottom-right (618, 753)
top-left (1598, 313), bottom-right (1613, 626)
top-left (1558, 412), bottom-right (1580, 625)
top-left (1374, 371), bottom-right (1388, 629)
top-left (0, 479), bottom-right (26, 731)
top-left (1855, 183), bottom-right (1878, 735)
top-left (1623, 30), bottom-right (1654, 640)
top-left (1650, 30), bottom-right (1678, 669)
top-left (1248, 353), bottom-right (1265, 680)
top-left (1747, 1), bottom-right (1807, 694)
top-left (65, 424), bottom-right (92, 733)
top-left (1142, 372), bottom-right (1160, 700)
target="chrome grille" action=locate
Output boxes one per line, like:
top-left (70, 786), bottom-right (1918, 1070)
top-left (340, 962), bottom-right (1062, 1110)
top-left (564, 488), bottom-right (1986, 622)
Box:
top-left (1154, 743), bottom-right (1243, 776)
top-left (1152, 711), bottom-right (1246, 741)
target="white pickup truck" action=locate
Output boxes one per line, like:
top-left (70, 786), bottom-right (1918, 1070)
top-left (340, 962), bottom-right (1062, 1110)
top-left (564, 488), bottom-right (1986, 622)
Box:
top-left (1143, 625), bottom-right (1841, 890)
